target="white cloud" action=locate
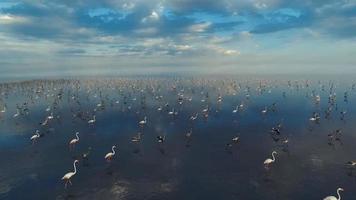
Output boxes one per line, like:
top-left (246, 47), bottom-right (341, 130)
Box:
top-left (174, 45), bottom-right (192, 51)
top-left (0, 14), bottom-right (28, 24)
top-left (188, 22), bottom-right (211, 33)
top-left (223, 49), bottom-right (240, 55)
top-left (142, 11), bottom-right (160, 23)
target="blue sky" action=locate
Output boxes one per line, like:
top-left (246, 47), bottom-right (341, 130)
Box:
top-left (0, 0), bottom-right (355, 77)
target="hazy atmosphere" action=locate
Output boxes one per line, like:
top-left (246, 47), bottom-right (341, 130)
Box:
top-left (1, 0), bottom-right (356, 78)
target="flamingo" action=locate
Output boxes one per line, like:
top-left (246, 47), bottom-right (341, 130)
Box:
top-left (323, 188), bottom-right (344, 200)
top-left (190, 113), bottom-right (198, 121)
top-left (41, 118), bottom-right (49, 126)
top-left (315, 95), bottom-right (321, 103)
top-left (261, 106), bottom-right (267, 114)
top-left (139, 116), bottom-right (147, 126)
top-left (232, 136), bottom-right (239, 143)
top-left (310, 112), bottom-right (320, 122)
top-left (47, 112), bottom-right (54, 120)
top-left (105, 145), bottom-right (116, 162)
top-left (61, 160), bottom-right (79, 188)
top-left (69, 132), bottom-right (79, 149)
top-left (346, 161), bottom-right (356, 167)
top-left (0, 105), bottom-right (6, 113)
top-left (88, 115), bottom-right (96, 124)
top-left (264, 151), bottom-right (277, 168)
top-left (30, 130), bottom-right (40, 144)
top-left (157, 135), bottom-right (165, 143)
top-left (132, 133), bottom-right (142, 142)
top-left (239, 103), bottom-right (244, 109)
top-left (168, 108), bottom-right (175, 115)
top-left (310, 116), bottom-right (320, 121)
top-left (13, 109), bottom-right (20, 118)
top-left (232, 105), bottom-right (238, 113)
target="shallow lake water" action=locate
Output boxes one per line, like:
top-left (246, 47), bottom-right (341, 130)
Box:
top-left (0, 77), bottom-right (356, 199)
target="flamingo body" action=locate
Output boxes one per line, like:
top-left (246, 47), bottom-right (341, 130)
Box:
top-left (105, 145), bottom-right (116, 161)
top-left (323, 188), bottom-right (343, 200)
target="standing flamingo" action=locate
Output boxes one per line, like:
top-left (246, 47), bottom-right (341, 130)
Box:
top-left (232, 105), bottom-right (238, 113)
top-left (69, 132), bottom-right (80, 149)
top-left (30, 130), bottom-right (40, 144)
top-left (139, 116), bottom-right (147, 126)
top-left (61, 160), bottom-right (79, 188)
top-left (88, 115), bottom-right (96, 124)
top-left (264, 151), bottom-right (277, 168)
top-left (261, 106), bottom-right (267, 114)
top-left (105, 145), bottom-right (116, 162)
top-left (13, 109), bottom-right (20, 118)
top-left (0, 105), bottom-right (6, 113)
top-left (323, 188), bottom-right (344, 200)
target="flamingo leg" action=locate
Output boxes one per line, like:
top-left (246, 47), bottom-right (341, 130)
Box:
top-left (69, 179), bottom-right (72, 185)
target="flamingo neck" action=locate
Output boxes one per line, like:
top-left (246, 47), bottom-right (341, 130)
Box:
top-left (337, 189), bottom-right (342, 200)
top-left (112, 147), bottom-right (116, 155)
top-left (73, 162), bottom-right (77, 174)
top-left (271, 152), bottom-right (276, 162)
top-left (76, 133), bottom-right (79, 140)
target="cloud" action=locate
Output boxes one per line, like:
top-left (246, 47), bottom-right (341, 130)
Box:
top-left (251, 8), bottom-right (313, 34)
top-left (0, 0), bottom-right (355, 77)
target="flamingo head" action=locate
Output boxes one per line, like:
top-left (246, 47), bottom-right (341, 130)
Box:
top-left (272, 151), bottom-right (277, 154)
top-left (74, 160), bottom-right (79, 164)
top-left (337, 188), bottom-right (344, 192)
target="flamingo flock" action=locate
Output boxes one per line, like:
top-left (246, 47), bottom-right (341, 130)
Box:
top-left (0, 78), bottom-right (355, 199)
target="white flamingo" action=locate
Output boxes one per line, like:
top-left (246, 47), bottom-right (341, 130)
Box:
top-left (61, 160), bottom-right (79, 188)
top-left (69, 132), bottom-right (79, 149)
top-left (239, 103), bottom-right (244, 109)
top-left (47, 112), bottom-right (54, 120)
top-left (261, 106), bottom-right (267, 114)
top-left (323, 188), bottom-right (344, 200)
top-left (232, 105), bottom-right (238, 113)
top-left (190, 113), bottom-right (198, 120)
top-left (139, 116), bottom-right (147, 126)
top-left (13, 109), bottom-right (20, 118)
top-left (88, 115), bottom-right (96, 124)
top-left (30, 130), bottom-right (40, 144)
top-left (264, 151), bottom-right (277, 168)
top-left (346, 161), bottom-right (356, 166)
top-left (0, 105), bottom-right (6, 113)
top-left (105, 145), bottom-right (116, 162)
